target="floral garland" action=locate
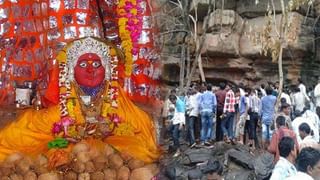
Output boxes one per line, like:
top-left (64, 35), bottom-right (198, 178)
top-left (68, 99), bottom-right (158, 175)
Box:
top-left (117, 0), bottom-right (143, 77)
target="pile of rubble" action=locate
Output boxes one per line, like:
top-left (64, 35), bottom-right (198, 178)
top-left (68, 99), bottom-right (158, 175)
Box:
top-left (158, 142), bottom-right (274, 180)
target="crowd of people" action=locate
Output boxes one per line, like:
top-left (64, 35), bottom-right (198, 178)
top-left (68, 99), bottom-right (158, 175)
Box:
top-left (161, 78), bottom-right (320, 179)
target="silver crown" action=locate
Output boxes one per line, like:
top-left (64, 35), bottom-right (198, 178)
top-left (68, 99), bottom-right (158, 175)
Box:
top-left (66, 37), bottom-right (111, 81)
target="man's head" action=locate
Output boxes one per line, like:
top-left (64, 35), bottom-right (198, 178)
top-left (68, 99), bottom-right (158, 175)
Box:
top-left (219, 82), bottom-right (226, 90)
top-left (74, 53), bottom-right (105, 87)
top-left (168, 94), bottom-right (177, 104)
top-left (170, 89), bottom-right (177, 95)
top-left (265, 86), bottom-right (273, 95)
top-left (280, 103), bottom-right (291, 116)
top-left (207, 83), bottom-right (213, 91)
top-left (279, 136), bottom-right (297, 159)
top-left (276, 115), bottom-right (286, 128)
top-left (299, 123), bottom-right (312, 140)
top-left (296, 147), bottom-right (320, 180)
top-left (234, 87), bottom-right (240, 97)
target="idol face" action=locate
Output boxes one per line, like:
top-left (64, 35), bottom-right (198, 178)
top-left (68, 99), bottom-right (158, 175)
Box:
top-left (74, 53), bottom-right (105, 87)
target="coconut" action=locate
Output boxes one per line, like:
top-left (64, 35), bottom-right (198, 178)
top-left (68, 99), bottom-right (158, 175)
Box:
top-left (5, 153), bottom-right (23, 164)
top-left (88, 147), bottom-right (100, 159)
top-left (34, 165), bottom-right (49, 175)
top-left (16, 157), bottom-right (34, 174)
top-left (103, 168), bottom-right (117, 180)
top-left (93, 154), bottom-right (108, 171)
top-left (108, 154), bottom-right (123, 169)
top-left (23, 171), bottom-right (37, 180)
top-left (0, 162), bottom-right (15, 176)
top-left (104, 144), bottom-right (114, 157)
top-left (120, 152), bottom-right (132, 163)
top-left (117, 166), bottom-right (130, 180)
top-left (143, 163), bottom-right (160, 176)
top-left (71, 161), bottom-right (85, 173)
top-left (90, 171), bottom-right (104, 180)
top-left (64, 171), bottom-right (77, 180)
top-left (77, 151), bottom-right (91, 163)
top-left (130, 167), bottom-right (154, 180)
top-left (9, 174), bottom-right (23, 180)
top-left (84, 161), bottom-right (95, 173)
top-left (78, 173), bottom-right (90, 180)
top-left (72, 143), bottom-right (90, 155)
top-left (38, 172), bottom-right (60, 180)
top-left (36, 154), bottom-right (48, 166)
top-left (128, 159), bottom-right (145, 170)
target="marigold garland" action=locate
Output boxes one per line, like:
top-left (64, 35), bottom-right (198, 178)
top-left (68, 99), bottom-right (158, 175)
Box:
top-left (117, 0), bottom-right (143, 77)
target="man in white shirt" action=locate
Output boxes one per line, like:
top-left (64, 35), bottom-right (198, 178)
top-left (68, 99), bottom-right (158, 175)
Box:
top-left (314, 78), bottom-right (320, 107)
top-left (298, 123), bottom-right (318, 150)
top-left (298, 78), bottom-right (310, 102)
top-left (286, 147), bottom-right (320, 180)
top-left (185, 88), bottom-right (199, 147)
top-left (292, 111), bottom-right (319, 144)
top-left (301, 106), bottom-right (320, 143)
top-left (292, 86), bottom-right (307, 112)
top-left (270, 137), bottom-right (297, 180)
top-left (281, 89), bottom-right (292, 105)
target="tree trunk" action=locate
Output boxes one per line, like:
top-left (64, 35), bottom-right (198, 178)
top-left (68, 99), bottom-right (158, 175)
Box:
top-left (186, 0), bottom-right (213, 88)
top-left (179, 44), bottom-right (186, 93)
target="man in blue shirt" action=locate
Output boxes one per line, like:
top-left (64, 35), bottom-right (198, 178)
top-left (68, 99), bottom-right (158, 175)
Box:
top-left (198, 84), bottom-right (217, 146)
top-left (169, 94), bottom-right (185, 157)
top-left (260, 86), bottom-right (276, 149)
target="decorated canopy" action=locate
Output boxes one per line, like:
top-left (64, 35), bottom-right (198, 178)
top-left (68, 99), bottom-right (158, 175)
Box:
top-left (0, 0), bottom-right (161, 105)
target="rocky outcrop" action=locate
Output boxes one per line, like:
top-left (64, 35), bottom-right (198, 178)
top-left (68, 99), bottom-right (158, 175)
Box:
top-left (161, 0), bottom-right (320, 87)
top-left (240, 12), bottom-right (315, 58)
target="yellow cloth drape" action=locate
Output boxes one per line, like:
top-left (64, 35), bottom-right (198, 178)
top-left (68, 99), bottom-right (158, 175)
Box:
top-left (0, 88), bottom-right (160, 163)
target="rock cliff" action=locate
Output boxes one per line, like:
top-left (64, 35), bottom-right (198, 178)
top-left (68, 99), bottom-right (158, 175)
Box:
top-left (160, 0), bottom-right (320, 88)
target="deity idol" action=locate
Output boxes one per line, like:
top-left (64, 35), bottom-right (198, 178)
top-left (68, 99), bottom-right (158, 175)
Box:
top-left (0, 37), bottom-right (160, 163)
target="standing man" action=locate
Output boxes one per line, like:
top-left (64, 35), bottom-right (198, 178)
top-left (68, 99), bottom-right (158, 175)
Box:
top-left (215, 82), bottom-right (227, 141)
top-left (314, 77), bottom-right (320, 108)
top-left (298, 78), bottom-right (310, 102)
top-left (168, 94), bottom-right (185, 157)
top-left (185, 88), bottom-right (199, 147)
top-left (221, 84), bottom-right (237, 143)
top-left (198, 84), bottom-right (217, 146)
top-left (260, 86), bottom-right (277, 149)
top-left (235, 88), bottom-right (250, 144)
top-left (292, 86), bottom-right (307, 112)
top-left (248, 88), bottom-right (261, 149)
top-left (268, 116), bottom-right (298, 162)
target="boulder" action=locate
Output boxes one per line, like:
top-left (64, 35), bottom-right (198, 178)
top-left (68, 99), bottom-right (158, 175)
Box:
top-left (190, 0), bottom-right (237, 20)
top-left (226, 147), bottom-right (255, 169)
top-left (239, 12), bottom-right (315, 58)
top-left (236, 0), bottom-right (312, 18)
top-left (187, 168), bottom-right (203, 179)
top-left (202, 33), bottom-right (240, 57)
top-left (254, 152), bottom-right (274, 179)
top-left (184, 148), bottom-right (213, 164)
top-left (205, 9), bottom-right (244, 34)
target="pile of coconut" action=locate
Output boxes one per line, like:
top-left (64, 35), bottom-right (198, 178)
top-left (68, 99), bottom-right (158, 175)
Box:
top-left (0, 142), bottom-right (159, 180)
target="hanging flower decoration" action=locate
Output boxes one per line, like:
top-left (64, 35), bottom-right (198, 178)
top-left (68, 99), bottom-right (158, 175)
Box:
top-left (117, 0), bottom-right (143, 77)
